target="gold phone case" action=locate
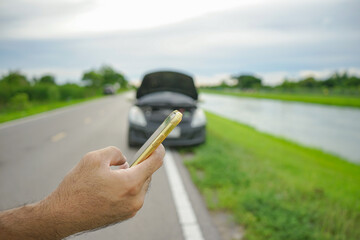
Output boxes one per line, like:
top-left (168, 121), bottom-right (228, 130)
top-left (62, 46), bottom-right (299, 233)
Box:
top-left (130, 110), bottom-right (183, 167)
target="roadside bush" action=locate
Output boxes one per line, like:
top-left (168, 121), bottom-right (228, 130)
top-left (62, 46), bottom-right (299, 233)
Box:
top-left (26, 84), bottom-right (61, 102)
top-left (28, 84), bottom-right (51, 101)
top-left (59, 84), bottom-right (98, 100)
top-left (47, 86), bottom-right (60, 101)
top-left (9, 93), bottom-right (30, 110)
top-left (59, 84), bottom-right (85, 100)
top-left (0, 82), bottom-right (32, 104)
top-left (0, 82), bottom-right (12, 104)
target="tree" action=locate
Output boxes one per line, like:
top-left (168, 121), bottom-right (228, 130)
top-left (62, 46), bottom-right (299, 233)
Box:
top-left (298, 77), bottom-right (318, 88)
top-left (82, 65), bottom-right (127, 89)
top-left (345, 76), bottom-right (360, 87)
top-left (219, 80), bottom-right (230, 88)
top-left (38, 75), bottom-right (56, 85)
top-left (232, 74), bottom-right (262, 89)
top-left (82, 70), bottom-right (103, 88)
top-left (100, 65), bottom-right (127, 88)
top-left (0, 71), bottom-right (29, 87)
top-left (278, 79), bottom-right (297, 89)
top-left (326, 71), bottom-right (360, 88)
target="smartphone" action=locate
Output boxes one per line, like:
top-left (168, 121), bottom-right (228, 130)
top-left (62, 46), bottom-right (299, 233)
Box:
top-left (130, 110), bottom-right (182, 167)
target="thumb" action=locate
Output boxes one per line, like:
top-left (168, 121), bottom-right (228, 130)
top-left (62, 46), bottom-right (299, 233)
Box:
top-left (131, 144), bottom-right (165, 184)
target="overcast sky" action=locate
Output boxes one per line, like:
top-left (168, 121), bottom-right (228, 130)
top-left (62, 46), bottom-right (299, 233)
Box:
top-left (0, 0), bottom-right (359, 85)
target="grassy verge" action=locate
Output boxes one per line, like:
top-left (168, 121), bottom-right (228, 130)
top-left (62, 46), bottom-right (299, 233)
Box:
top-left (0, 97), bottom-right (100, 124)
top-left (182, 112), bottom-right (360, 240)
top-left (0, 89), bottom-right (130, 124)
top-left (201, 89), bottom-right (360, 108)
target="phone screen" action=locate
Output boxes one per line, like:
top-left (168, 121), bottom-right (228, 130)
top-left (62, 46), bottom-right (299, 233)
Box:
top-left (130, 110), bottom-right (182, 167)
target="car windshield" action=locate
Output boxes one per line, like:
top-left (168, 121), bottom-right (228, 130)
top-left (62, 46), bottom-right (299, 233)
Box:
top-left (136, 71), bottom-right (198, 100)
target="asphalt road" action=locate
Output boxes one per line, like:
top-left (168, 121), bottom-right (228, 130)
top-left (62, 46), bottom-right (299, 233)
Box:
top-left (0, 94), bottom-right (220, 240)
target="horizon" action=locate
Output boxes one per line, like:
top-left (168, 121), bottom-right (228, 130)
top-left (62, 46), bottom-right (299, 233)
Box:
top-left (1, 67), bottom-right (358, 88)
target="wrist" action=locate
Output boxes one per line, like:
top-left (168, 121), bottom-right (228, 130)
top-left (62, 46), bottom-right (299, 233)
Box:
top-left (0, 201), bottom-right (63, 240)
top-left (37, 193), bottom-right (78, 239)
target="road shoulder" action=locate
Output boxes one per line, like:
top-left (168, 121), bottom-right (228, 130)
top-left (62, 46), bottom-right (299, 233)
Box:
top-left (171, 150), bottom-right (222, 240)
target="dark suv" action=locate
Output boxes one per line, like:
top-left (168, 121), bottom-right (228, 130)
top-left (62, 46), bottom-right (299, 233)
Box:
top-left (128, 71), bottom-right (206, 147)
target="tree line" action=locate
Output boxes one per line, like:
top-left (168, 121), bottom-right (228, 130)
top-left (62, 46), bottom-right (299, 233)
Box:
top-left (0, 65), bottom-right (128, 111)
top-left (210, 72), bottom-right (360, 94)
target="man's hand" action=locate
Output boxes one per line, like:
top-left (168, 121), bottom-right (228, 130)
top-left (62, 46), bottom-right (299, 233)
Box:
top-left (0, 145), bottom-right (165, 240)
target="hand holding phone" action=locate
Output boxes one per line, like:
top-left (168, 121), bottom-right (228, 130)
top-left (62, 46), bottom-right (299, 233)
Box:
top-left (130, 110), bottom-right (182, 167)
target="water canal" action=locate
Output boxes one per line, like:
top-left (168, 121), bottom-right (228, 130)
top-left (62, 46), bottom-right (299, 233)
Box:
top-left (201, 93), bottom-right (360, 164)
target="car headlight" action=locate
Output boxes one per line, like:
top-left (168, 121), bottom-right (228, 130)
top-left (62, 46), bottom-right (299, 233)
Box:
top-left (191, 108), bottom-right (206, 127)
top-left (129, 106), bottom-right (147, 127)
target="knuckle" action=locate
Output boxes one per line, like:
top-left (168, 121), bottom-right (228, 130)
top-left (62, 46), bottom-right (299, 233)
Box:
top-left (121, 174), bottom-right (142, 196)
top-left (128, 211), bottom-right (137, 219)
top-left (130, 198), bottom-right (144, 212)
top-left (82, 151), bottom-right (96, 163)
top-left (106, 146), bottom-right (126, 161)
top-left (127, 184), bottom-right (141, 196)
top-left (107, 146), bottom-right (122, 155)
top-left (82, 151), bottom-right (101, 166)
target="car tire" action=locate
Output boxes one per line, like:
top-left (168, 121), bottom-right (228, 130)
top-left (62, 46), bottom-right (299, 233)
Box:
top-left (128, 130), bottom-right (137, 148)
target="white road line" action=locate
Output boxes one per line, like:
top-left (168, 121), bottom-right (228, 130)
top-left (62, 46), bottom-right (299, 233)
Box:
top-left (164, 150), bottom-right (205, 240)
top-left (51, 132), bottom-right (67, 142)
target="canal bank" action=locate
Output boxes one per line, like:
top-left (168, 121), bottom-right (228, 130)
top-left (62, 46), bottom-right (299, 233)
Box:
top-left (200, 93), bottom-right (360, 163)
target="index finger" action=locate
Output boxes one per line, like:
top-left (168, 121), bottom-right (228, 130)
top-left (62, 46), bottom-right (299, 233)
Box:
top-left (98, 146), bottom-right (127, 166)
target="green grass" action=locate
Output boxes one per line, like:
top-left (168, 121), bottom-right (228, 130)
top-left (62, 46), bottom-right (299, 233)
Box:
top-left (0, 97), bottom-right (98, 124)
top-left (202, 89), bottom-right (360, 108)
top-left (0, 89), bottom-right (130, 124)
top-left (182, 112), bottom-right (360, 240)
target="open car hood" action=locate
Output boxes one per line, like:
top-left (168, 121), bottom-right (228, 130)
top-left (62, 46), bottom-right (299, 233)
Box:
top-left (136, 71), bottom-right (198, 100)
top-left (136, 91), bottom-right (196, 108)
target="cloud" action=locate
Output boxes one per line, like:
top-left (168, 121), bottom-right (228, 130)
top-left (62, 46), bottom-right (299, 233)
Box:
top-left (0, 0), bottom-right (359, 85)
top-left (258, 72), bottom-right (291, 86)
top-left (0, 0), bottom-right (93, 39)
top-left (0, 0), bottom-right (251, 39)
top-left (2, 0), bottom-right (359, 40)
top-left (194, 73), bottom-right (233, 87)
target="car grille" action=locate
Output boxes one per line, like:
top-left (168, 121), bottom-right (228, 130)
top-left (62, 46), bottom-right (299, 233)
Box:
top-left (142, 107), bottom-right (194, 123)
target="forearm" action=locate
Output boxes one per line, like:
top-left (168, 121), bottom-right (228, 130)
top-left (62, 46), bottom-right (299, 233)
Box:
top-left (0, 192), bottom-right (107, 240)
top-left (0, 145), bottom-right (164, 239)
top-left (0, 200), bottom-right (64, 240)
